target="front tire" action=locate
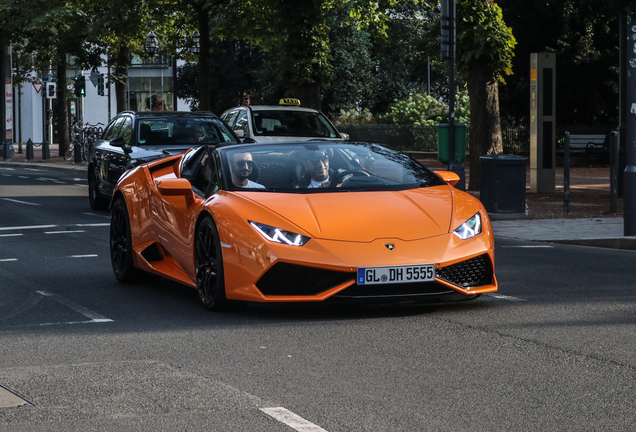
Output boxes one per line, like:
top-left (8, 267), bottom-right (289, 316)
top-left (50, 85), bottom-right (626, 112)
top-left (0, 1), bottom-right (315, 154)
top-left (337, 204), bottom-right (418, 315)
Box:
top-left (195, 216), bottom-right (227, 311)
top-left (88, 168), bottom-right (109, 210)
top-left (110, 198), bottom-right (143, 282)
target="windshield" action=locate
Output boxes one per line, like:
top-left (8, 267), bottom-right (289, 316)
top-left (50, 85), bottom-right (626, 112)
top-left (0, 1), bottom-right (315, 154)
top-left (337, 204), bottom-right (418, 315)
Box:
top-left (219, 142), bottom-right (446, 192)
top-left (138, 117), bottom-right (237, 146)
top-left (251, 110), bottom-right (339, 138)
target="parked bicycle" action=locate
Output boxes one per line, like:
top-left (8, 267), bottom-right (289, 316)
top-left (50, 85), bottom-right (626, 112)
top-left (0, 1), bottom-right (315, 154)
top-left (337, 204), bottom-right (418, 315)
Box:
top-left (64, 121), bottom-right (105, 161)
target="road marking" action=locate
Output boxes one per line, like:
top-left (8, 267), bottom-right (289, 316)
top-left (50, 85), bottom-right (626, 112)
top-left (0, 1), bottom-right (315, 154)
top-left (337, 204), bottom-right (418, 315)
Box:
top-left (44, 230), bottom-right (85, 234)
top-left (76, 223), bottom-right (110, 227)
top-left (36, 291), bottom-right (113, 323)
top-left (0, 198), bottom-right (42, 206)
top-left (486, 293), bottom-right (526, 302)
top-left (0, 258), bottom-right (17, 262)
top-left (0, 233), bottom-right (22, 237)
top-left (260, 407), bottom-right (328, 432)
top-left (69, 254), bottom-right (98, 258)
top-left (0, 224), bottom-right (57, 231)
top-left (501, 245), bottom-right (554, 248)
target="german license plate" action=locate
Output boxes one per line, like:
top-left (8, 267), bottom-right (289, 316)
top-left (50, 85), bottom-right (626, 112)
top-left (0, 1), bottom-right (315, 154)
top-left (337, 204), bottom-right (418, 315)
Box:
top-left (357, 264), bottom-right (435, 285)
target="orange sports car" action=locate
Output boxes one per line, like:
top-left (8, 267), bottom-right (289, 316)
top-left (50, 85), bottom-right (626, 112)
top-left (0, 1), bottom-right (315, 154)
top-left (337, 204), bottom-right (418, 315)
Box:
top-left (110, 141), bottom-right (497, 310)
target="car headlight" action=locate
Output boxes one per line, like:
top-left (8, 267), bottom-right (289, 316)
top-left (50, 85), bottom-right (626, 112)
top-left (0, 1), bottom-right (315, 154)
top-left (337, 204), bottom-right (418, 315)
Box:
top-left (453, 213), bottom-right (482, 240)
top-left (249, 221), bottom-right (310, 246)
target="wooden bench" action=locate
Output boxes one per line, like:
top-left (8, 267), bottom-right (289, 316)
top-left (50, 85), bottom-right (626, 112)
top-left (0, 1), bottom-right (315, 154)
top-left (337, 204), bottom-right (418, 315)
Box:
top-left (565, 134), bottom-right (608, 164)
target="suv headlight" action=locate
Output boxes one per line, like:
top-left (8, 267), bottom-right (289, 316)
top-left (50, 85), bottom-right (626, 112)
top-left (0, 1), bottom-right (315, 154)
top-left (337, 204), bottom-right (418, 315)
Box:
top-left (249, 221), bottom-right (310, 246)
top-left (453, 213), bottom-right (482, 240)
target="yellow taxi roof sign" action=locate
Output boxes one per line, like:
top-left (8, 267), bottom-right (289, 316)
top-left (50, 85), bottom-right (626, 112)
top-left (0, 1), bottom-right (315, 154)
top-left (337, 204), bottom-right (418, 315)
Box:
top-left (279, 98), bottom-right (301, 106)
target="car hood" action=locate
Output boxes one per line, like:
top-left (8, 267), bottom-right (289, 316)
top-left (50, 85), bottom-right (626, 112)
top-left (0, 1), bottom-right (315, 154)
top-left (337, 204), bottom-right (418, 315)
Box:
top-left (129, 145), bottom-right (194, 164)
top-left (252, 136), bottom-right (345, 143)
top-left (239, 187), bottom-right (454, 242)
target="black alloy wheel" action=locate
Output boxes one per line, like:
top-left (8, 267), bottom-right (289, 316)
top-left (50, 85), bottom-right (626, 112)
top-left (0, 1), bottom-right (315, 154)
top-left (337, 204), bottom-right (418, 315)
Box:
top-left (195, 216), bottom-right (227, 311)
top-left (110, 198), bottom-right (142, 282)
top-left (88, 168), bottom-right (109, 210)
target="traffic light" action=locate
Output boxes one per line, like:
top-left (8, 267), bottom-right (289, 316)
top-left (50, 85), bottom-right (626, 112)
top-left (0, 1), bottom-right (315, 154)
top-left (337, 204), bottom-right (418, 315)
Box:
top-left (78, 75), bottom-right (85, 96)
top-left (97, 74), bottom-right (105, 96)
top-left (46, 82), bottom-right (56, 99)
top-left (73, 75), bottom-right (86, 97)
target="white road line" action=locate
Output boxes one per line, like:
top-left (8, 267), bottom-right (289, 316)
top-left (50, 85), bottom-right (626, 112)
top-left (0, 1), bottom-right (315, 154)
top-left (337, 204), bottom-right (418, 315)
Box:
top-left (0, 224), bottom-right (57, 231)
top-left (69, 254), bottom-right (98, 258)
top-left (0, 258), bottom-right (18, 262)
top-left (75, 223), bottom-right (110, 227)
top-left (501, 245), bottom-right (554, 248)
top-left (36, 291), bottom-right (113, 323)
top-left (44, 230), bottom-right (85, 234)
top-left (0, 233), bottom-right (22, 237)
top-left (486, 293), bottom-right (527, 302)
top-left (260, 407), bottom-right (328, 432)
top-left (0, 198), bottom-right (42, 206)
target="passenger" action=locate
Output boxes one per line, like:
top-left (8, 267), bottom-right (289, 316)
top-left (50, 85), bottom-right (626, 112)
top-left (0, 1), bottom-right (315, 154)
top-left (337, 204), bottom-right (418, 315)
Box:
top-left (229, 150), bottom-right (265, 189)
top-left (295, 150), bottom-right (334, 188)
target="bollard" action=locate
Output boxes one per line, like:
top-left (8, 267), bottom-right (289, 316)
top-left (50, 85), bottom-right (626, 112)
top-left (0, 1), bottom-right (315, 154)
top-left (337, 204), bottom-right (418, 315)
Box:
top-left (25, 139), bottom-right (34, 162)
top-left (74, 141), bottom-right (82, 164)
top-left (2, 140), bottom-right (14, 161)
top-left (42, 140), bottom-right (50, 162)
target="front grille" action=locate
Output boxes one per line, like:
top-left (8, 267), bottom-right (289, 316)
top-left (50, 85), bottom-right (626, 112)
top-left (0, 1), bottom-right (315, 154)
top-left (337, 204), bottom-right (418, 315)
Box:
top-left (257, 262), bottom-right (355, 296)
top-left (436, 254), bottom-right (493, 288)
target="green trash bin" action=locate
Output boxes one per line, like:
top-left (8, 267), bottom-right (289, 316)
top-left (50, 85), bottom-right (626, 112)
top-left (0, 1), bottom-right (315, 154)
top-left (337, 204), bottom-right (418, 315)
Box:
top-left (437, 123), bottom-right (467, 164)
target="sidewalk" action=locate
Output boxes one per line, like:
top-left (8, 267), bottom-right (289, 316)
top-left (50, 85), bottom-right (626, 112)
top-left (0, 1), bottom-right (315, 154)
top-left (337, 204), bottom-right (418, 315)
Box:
top-left (2, 148), bottom-right (635, 250)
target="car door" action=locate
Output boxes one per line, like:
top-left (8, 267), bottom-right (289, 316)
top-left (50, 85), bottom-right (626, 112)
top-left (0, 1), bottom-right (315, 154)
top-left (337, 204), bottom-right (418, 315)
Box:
top-left (106, 116), bottom-right (134, 188)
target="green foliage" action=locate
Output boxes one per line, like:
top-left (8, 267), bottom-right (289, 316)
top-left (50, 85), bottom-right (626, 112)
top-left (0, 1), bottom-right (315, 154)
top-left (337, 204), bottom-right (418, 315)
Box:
top-left (456, 0), bottom-right (517, 84)
top-left (380, 92), bottom-right (470, 126)
top-left (334, 108), bottom-right (375, 125)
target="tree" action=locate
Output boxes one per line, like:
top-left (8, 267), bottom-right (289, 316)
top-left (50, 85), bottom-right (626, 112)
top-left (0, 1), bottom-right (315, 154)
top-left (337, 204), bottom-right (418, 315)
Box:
top-left (497, 1), bottom-right (618, 126)
top-left (456, 0), bottom-right (516, 190)
top-left (0, 0), bottom-right (103, 156)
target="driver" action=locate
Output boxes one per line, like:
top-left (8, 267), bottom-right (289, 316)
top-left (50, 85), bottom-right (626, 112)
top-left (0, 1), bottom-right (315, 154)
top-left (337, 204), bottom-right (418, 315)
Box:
top-left (229, 150), bottom-right (265, 189)
top-left (295, 150), bottom-right (334, 188)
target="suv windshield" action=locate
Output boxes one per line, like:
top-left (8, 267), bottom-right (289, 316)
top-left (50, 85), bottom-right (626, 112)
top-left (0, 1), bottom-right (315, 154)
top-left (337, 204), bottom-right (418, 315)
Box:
top-left (138, 117), bottom-right (237, 146)
top-left (251, 110), bottom-right (339, 138)
top-left (219, 142), bottom-right (446, 192)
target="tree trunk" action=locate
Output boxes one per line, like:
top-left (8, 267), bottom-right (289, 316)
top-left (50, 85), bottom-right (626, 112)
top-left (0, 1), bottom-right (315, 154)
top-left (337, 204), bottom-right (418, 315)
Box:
top-left (114, 46), bottom-right (130, 113)
top-left (195, 3), bottom-right (211, 111)
top-left (55, 55), bottom-right (69, 157)
top-left (466, 61), bottom-right (503, 191)
top-left (293, 83), bottom-right (321, 110)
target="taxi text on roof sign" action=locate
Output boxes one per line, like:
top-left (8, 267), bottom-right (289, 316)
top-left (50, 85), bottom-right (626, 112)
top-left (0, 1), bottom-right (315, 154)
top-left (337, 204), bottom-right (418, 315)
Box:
top-left (279, 98), bottom-right (301, 106)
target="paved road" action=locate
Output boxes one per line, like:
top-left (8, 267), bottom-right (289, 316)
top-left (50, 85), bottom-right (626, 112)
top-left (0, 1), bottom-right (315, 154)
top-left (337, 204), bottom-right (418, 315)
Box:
top-left (1, 165), bottom-right (636, 431)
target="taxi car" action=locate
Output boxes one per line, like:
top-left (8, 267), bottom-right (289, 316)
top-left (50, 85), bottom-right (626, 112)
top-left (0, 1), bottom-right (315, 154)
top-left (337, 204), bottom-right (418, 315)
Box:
top-left (88, 111), bottom-right (239, 210)
top-left (220, 99), bottom-right (349, 143)
top-left (110, 141), bottom-right (497, 311)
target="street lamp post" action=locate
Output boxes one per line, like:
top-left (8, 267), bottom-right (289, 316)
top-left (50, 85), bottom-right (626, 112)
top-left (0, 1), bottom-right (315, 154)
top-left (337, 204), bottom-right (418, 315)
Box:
top-left (144, 31), bottom-right (159, 57)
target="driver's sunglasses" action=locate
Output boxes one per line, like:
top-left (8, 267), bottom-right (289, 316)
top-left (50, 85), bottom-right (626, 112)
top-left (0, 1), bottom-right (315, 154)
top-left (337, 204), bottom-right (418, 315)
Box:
top-left (309, 156), bottom-right (329, 165)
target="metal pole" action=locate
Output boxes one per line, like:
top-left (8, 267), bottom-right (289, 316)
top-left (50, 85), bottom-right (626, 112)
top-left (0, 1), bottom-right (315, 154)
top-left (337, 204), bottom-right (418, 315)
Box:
top-left (625, 9), bottom-right (636, 235)
top-left (563, 132), bottom-right (570, 215)
top-left (610, 131), bottom-right (618, 213)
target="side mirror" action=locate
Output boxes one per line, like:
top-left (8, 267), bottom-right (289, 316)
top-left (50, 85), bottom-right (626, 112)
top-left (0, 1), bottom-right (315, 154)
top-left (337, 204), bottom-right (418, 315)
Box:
top-left (110, 136), bottom-right (132, 154)
top-left (234, 130), bottom-right (245, 139)
top-left (339, 132), bottom-right (350, 141)
top-left (434, 170), bottom-right (460, 187)
top-left (156, 178), bottom-right (195, 206)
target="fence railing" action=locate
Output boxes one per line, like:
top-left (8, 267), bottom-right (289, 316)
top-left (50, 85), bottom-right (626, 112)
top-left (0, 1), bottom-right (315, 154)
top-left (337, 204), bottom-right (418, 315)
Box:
top-left (338, 124), bottom-right (619, 155)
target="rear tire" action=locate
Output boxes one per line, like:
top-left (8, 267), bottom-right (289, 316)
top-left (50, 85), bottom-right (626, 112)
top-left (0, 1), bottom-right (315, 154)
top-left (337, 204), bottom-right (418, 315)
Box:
top-left (88, 168), bottom-right (109, 210)
top-left (110, 198), bottom-right (143, 282)
top-left (195, 216), bottom-right (227, 311)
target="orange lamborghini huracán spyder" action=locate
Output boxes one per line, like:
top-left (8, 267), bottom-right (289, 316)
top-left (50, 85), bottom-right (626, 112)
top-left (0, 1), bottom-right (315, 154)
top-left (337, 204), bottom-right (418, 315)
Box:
top-left (109, 141), bottom-right (497, 310)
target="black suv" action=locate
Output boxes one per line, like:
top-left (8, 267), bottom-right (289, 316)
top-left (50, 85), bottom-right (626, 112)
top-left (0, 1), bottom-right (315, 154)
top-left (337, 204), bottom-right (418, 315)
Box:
top-left (87, 111), bottom-right (239, 210)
